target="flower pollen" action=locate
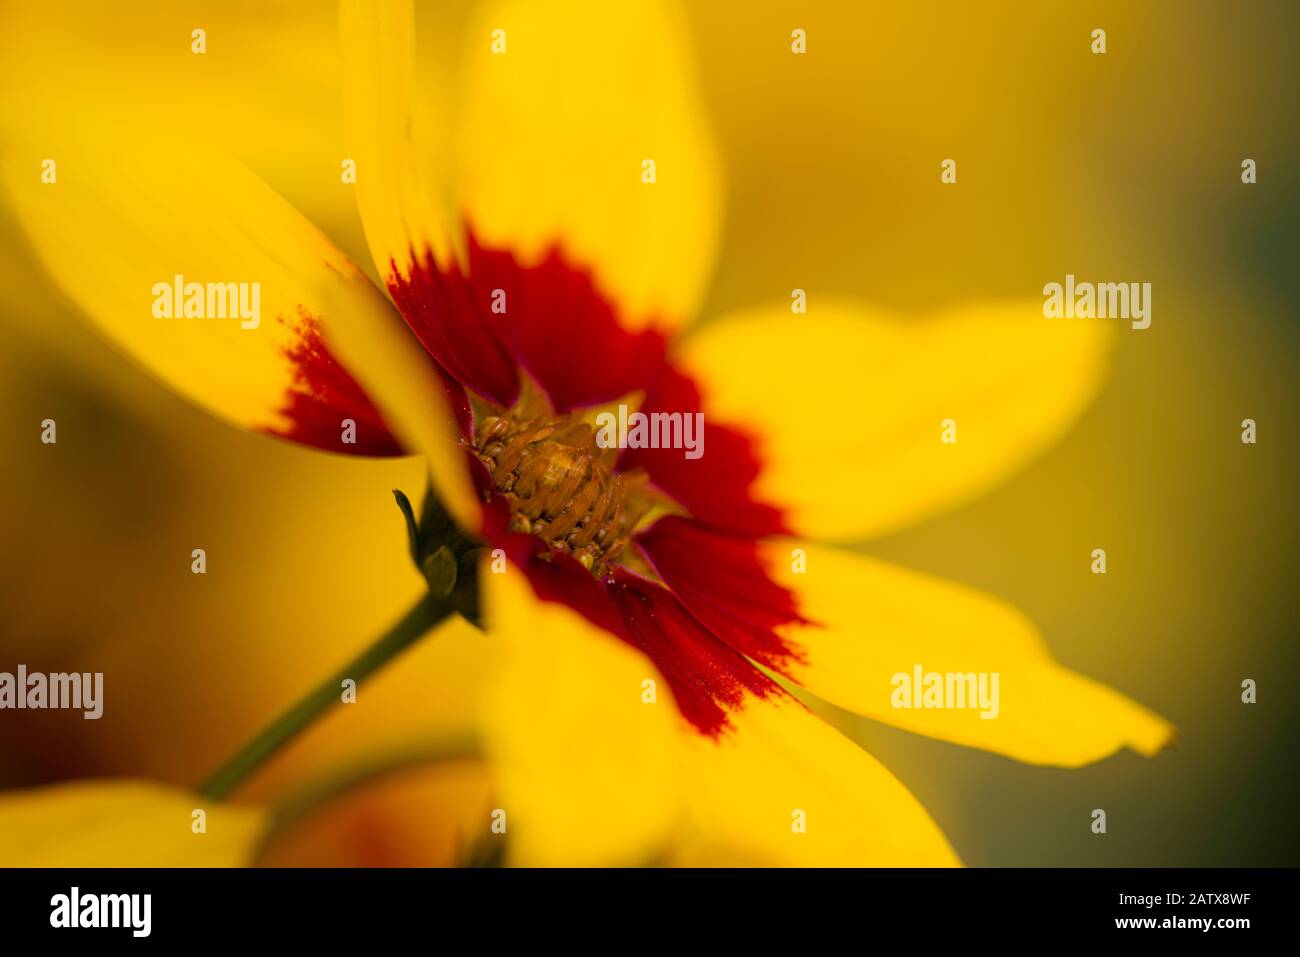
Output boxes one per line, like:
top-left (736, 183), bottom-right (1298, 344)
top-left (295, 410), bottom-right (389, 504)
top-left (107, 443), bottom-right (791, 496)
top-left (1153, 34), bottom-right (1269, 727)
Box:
top-left (471, 399), bottom-right (651, 577)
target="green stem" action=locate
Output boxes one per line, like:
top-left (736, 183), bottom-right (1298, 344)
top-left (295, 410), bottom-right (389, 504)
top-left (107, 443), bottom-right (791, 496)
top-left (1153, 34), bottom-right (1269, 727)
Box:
top-left (198, 592), bottom-right (455, 800)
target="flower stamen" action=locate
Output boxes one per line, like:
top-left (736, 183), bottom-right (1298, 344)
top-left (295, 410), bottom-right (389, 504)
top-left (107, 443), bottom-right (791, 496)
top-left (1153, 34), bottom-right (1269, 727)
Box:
top-left (472, 407), bottom-right (649, 576)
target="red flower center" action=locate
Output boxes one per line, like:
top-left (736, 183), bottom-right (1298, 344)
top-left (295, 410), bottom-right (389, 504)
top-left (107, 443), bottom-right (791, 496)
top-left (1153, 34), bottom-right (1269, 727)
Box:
top-left (274, 229), bottom-right (818, 737)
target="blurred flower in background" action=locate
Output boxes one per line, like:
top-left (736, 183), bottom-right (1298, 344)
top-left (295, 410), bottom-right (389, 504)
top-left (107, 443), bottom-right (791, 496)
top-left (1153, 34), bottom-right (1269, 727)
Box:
top-left (0, 0), bottom-right (1296, 867)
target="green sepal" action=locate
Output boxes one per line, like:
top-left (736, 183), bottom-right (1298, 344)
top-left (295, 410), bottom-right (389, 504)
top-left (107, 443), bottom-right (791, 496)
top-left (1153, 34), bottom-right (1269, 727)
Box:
top-left (392, 479), bottom-right (484, 625)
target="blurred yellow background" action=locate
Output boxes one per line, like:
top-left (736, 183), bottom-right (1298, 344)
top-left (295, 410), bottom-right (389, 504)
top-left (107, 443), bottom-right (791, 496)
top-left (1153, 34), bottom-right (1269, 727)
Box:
top-left (0, 0), bottom-right (1296, 865)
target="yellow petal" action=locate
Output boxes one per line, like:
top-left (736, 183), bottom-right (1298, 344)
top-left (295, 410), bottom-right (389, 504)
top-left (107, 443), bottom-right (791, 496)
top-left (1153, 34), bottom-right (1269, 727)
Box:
top-left (763, 542), bottom-right (1175, 767)
top-left (678, 300), bottom-right (1115, 540)
top-left (315, 295), bottom-right (483, 533)
top-left (535, 558), bottom-right (952, 866)
top-left (456, 0), bottom-right (721, 330)
top-left (0, 780), bottom-right (265, 867)
top-left (0, 3), bottom-right (355, 242)
top-left (682, 694), bottom-right (959, 866)
top-left (258, 761), bottom-right (494, 867)
top-left (340, 0), bottom-right (461, 282)
top-left (0, 117), bottom-right (406, 456)
top-left (479, 563), bottom-right (683, 866)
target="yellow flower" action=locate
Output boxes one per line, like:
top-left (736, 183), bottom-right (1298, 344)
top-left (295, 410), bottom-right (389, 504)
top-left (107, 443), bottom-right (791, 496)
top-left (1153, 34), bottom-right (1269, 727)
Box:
top-left (0, 780), bottom-right (264, 867)
top-left (0, 0), bottom-right (1172, 866)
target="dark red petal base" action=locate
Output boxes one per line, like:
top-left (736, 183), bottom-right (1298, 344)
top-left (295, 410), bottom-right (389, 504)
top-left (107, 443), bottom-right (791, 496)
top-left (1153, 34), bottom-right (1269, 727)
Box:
top-left (494, 530), bottom-right (783, 738)
top-left (635, 515), bottom-right (815, 674)
top-left (268, 311), bottom-right (403, 456)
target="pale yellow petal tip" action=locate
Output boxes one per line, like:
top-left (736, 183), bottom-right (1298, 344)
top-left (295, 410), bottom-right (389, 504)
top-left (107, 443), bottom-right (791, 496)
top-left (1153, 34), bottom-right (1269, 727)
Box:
top-left (1092, 686), bottom-right (1178, 765)
top-left (1051, 707), bottom-right (1178, 770)
top-left (0, 779), bottom-right (266, 867)
top-left (1131, 717), bottom-right (1180, 759)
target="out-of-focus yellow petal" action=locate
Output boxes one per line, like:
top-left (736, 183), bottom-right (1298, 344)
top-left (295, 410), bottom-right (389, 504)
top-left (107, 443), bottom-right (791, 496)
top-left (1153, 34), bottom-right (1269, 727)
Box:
top-left (316, 294), bottom-right (483, 532)
top-left (0, 3), bottom-right (348, 226)
top-left (0, 118), bottom-right (404, 455)
top-left (763, 542), bottom-right (1176, 767)
top-left (0, 780), bottom-right (265, 867)
top-left (479, 567), bottom-right (682, 866)
top-left (258, 760), bottom-right (494, 867)
top-left (340, 0), bottom-right (461, 282)
top-left (682, 694), bottom-right (959, 866)
top-left (456, 0), bottom-right (721, 330)
top-left (679, 301), bottom-right (1115, 540)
